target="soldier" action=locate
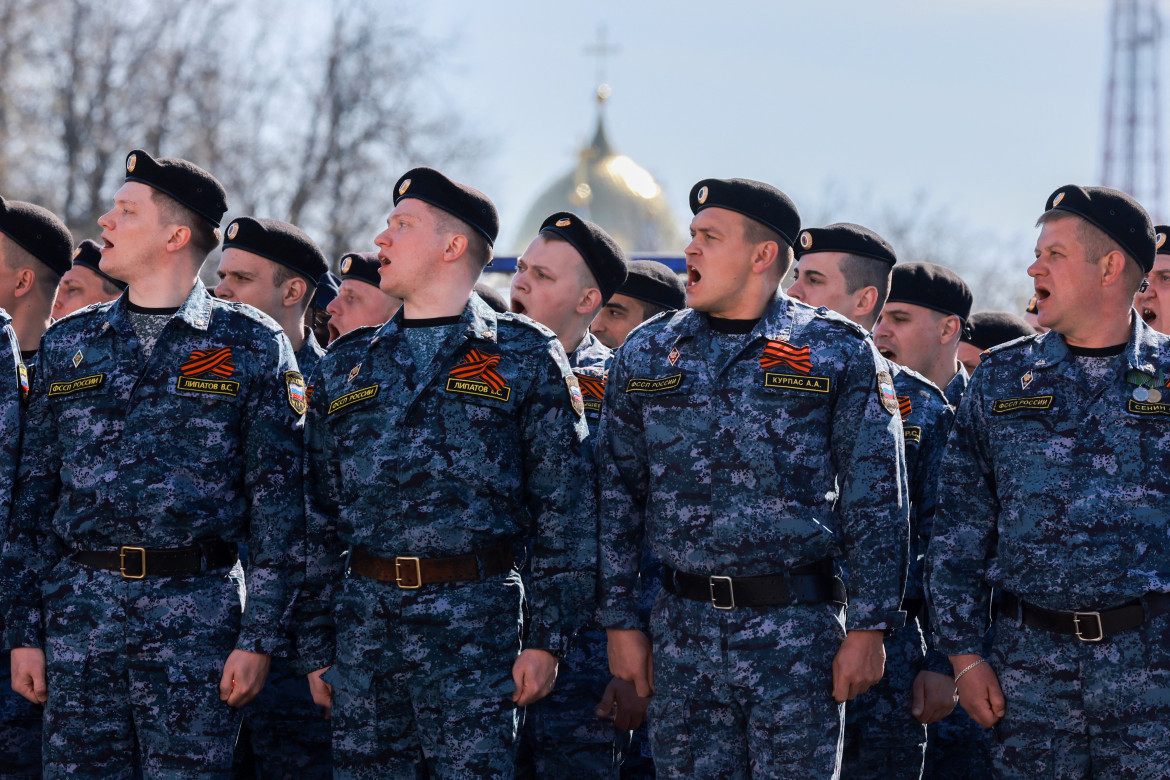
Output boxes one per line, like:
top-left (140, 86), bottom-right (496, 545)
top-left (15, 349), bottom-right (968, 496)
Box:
top-left (789, 223), bottom-right (957, 779)
top-left (53, 239), bottom-right (127, 319)
top-left (211, 218), bottom-right (331, 779)
top-left (0, 197), bottom-right (72, 366)
top-left (309, 272), bottom-right (340, 347)
top-left (1134, 224), bottom-right (1170, 335)
top-left (0, 197), bottom-right (68, 780)
top-left (600, 178), bottom-right (909, 777)
top-left (296, 168), bottom-right (597, 777)
top-left (928, 185), bottom-right (1170, 777)
top-left (2, 149), bottom-right (305, 778)
top-left (214, 217), bottom-right (330, 379)
top-left (873, 263), bottom-right (972, 407)
top-left (508, 212), bottom-right (636, 777)
top-left (956, 312), bottom-right (1035, 376)
top-left (589, 258), bottom-right (686, 349)
top-left (324, 251), bottom-right (402, 341)
top-left (473, 281), bottom-right (510, 314)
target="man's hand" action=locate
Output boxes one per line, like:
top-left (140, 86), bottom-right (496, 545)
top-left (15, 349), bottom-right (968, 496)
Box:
top-left (607, 628), bottom-right (653, 698)
top-left (911, 670), bottom-right (959, 724)
top-left (595, 676), bottom-right (651, 731)
top-left (308, 667), bottom-right (332, 719)
top-left (10, 647), bottom-right (47, 704)
top-left (832, 629), bottom-right (885, 702)
top-left (512, 649), bottom-right (558, 706)
top-left (949, 654), bottom-right (1005, 728)
top-left (218, 649), bottom-right (271, 708)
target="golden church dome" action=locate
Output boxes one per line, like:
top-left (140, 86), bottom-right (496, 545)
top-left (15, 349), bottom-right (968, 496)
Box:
top-left (513, 87), bottom-right (685, 254)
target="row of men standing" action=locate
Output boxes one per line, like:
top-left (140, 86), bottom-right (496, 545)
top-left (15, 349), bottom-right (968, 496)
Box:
top-left (0, 147), bottom-right (1167, 780)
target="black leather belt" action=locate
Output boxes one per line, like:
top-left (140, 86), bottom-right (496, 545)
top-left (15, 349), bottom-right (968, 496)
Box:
top-left (350, 544), bottom-right (513, 589)
top-left (662, 560), bottom-right (846, 609)
top-left (1000, 591), bottom-right (1170, 642)
top-left (72, 540), bottom-right (238, 579)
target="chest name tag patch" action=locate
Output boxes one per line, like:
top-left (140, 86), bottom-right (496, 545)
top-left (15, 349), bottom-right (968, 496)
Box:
top-left (575, 372), bottom-right (606, 415)
top-left (48, 373), bottom-right (106, 398)
top-left (446, 349), bottom-right (511, 402)
top-left (764, 373), bottom-right (831, 394)
top-left (991, 395), bottom-right (1054, 415)
top-left (903, 425), bottom-right (922, 444)
top-left (1127, 399), bottom-right (1170, 417)
top-left (626, 373), bottom-right (683, 394)
top-left (328, 384), bottom-right (380, 415)
top-left (176, 376), bottom-right (240, 397)
top-left (286, 371), bottom-right (307, 414)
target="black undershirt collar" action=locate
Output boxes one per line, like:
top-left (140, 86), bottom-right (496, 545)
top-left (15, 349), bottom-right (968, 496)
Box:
top-left (400, 315), bottom-right (463, 329)
top-left (1066, 343), bottom-right (1126, 358)
top-left (706, 315), bottom-right (759, 335)
top-left (126, 300), bottom-right (180, 316)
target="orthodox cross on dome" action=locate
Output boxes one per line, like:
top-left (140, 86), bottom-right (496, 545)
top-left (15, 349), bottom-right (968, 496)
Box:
top-left (584, 24), bottom-right (620, 107)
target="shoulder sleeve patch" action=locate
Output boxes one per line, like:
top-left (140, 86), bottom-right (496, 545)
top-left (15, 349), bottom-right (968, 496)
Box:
top-left (877, 370), bottom-right (899, 415)
top-left (565, 374), bottom-right (585, 418)
top-left (286, 371), bottom-right (307, 415)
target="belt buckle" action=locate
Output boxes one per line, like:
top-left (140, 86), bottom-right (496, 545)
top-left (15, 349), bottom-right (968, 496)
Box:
top-left (120, 546), bottom-right (147, 579)
top-left (1073, 611), bottom-right (1104, 642)
top-left (709, 576), bottom-right (735, 610)
top-left (395, 557), bottom-right (422, 589)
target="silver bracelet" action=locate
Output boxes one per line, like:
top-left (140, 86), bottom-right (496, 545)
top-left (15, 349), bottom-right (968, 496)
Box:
top-left (953, 658), bottom-right (986, 684)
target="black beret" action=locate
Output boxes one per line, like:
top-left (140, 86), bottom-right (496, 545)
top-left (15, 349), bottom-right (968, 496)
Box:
top-left (0, 196), bottom-right (73, 277)
top-left (72, 239), bottom-right (127, 291)
top-left (538, 212), bottom-right (628, 302)
top-left (617, 259), bottom-right (686, 310)
top-left (314, 272), bottom-right (341, 310)
top-left (338, 251), bottom-right (382, 288)
top-left (1044, 184), bottom-right (1155, 272)
top-left (1155, 225), bottom-right (1170, 256)
top-left (223, 217), bottom-right (329, 286)
top-left (124, 149), bottom-right (228, 227)
top-left (961, 311), bottom-right (1035, 350)
top-left (794, 222), bottom-right (896, 265)
top-left (393, 167), bottom-right (498, 246)
top-left (887, 262), bottom-right (973, 321)
top-left (473, 282), bottom-right (509, 313)
top-left (689, 177), bottom-right (800, 247)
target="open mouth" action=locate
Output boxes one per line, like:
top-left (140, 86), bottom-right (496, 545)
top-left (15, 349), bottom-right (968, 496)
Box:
top-left (1142, 306), bottom-right (1158, 324)
top-left (511, 298), bottom-right (527, 316)
top-left (101, 238), bottom-right (114, 251)
top-left (686, 265), bottom-right (701, 289)
top-left (1034, 287), bottom-right (1050, 304)
top-left (377, 253), bottom-right (390, 267)
top-left (878, 347), bottom-right (896, 361)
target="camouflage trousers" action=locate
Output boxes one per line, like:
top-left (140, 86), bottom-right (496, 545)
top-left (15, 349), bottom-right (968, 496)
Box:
top-left (922, 701), bottom-right (993, 780)
top-left (40, 558), bottom-right (245, 779)
top-left (646, 591), bottom-right (845, 779)
top-left (0, 650), bottom-right (42, 780)
top-left (841, 618), bottom-right (927, 779)
top-left (231, 655), bottom-right (332, 780)
top-left (987, 601), bottom-right (1170, 778)
top-left (324, 571), bottom-right (523, 779)
top-left (518, 624), bottom-right (653, 779)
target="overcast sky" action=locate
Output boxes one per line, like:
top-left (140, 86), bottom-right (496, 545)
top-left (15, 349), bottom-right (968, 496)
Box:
top-left (408, 0), bottom-right (1125, 273)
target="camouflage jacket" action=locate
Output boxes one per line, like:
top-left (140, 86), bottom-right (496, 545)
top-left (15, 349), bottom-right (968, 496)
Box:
top-left (296, 328), bottom-right (326, 381)
top-left (297, 295), bottom-right (596, 670)
top-left (597, 293), bottom-right (909, 632)
top-left (0, 309), bottom-right (24, 596)
top-left (0, 282), bottom-right (305, 654)
top-left (928, 319), bottom-right (1170, 655)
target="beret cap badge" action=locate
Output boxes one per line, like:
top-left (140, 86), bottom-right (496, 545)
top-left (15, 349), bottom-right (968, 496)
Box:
top-left (1052, 191), bottom-right (1066, 207)
top-left (398, 179), bottom-right (411, 196)
top-left (697, 186), bottom-right (709, 205)
top-left (226, 222), bottom-right (239, 240)
top-left (72, 247), bottom-right (81, 260)
top-left (799, 232), bottom-right (812, 250)
top-left (340, 256), bottom-right (352, 274)
top-left (555, 218), bottom-right (572, 227)
top-left (126, 153), bottom-right (137, 173)
top-left (1158, 232), bottom-right (1167, 250)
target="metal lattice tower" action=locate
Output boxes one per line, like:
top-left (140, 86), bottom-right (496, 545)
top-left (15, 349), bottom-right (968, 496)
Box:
top-left (1101, 0), bottom-right (1165, 219)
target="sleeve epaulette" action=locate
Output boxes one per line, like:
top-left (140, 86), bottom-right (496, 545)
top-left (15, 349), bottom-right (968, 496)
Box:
top-left (215, 298), bottom-right (284, 334)
top-left (810, 305), bottom-right (869, 339)
top-left (979, 333), bottom-right (1041, 363)
top-left (895, 364), bottom-right (948, 402)
top-left (323, 324), bottom-right (378, 354)
top-left (496, 311), bottom-right (558, 342)
top-left (44, 300), bottom-right (114, 336)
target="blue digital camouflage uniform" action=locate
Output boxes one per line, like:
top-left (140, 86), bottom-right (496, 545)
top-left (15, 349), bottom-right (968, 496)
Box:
top-left (942, 366), bottom-right (968, 409)
top-left (0, 309), bottom-right (34, 780)
top-left (598, 293), bottom-right (909, 779)
top-left (521, 331), bottom-right (653, 779)
top-left (234, 324), bottom-right (331, 780)
top-left (844, 365), bottom-right (951, 780)
top-left (0, 281), bottom-right (305, 779)
top-left (297, 295), bottom-right (597, 779)
top-left (928, 320), bottom-right (1170, 778)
